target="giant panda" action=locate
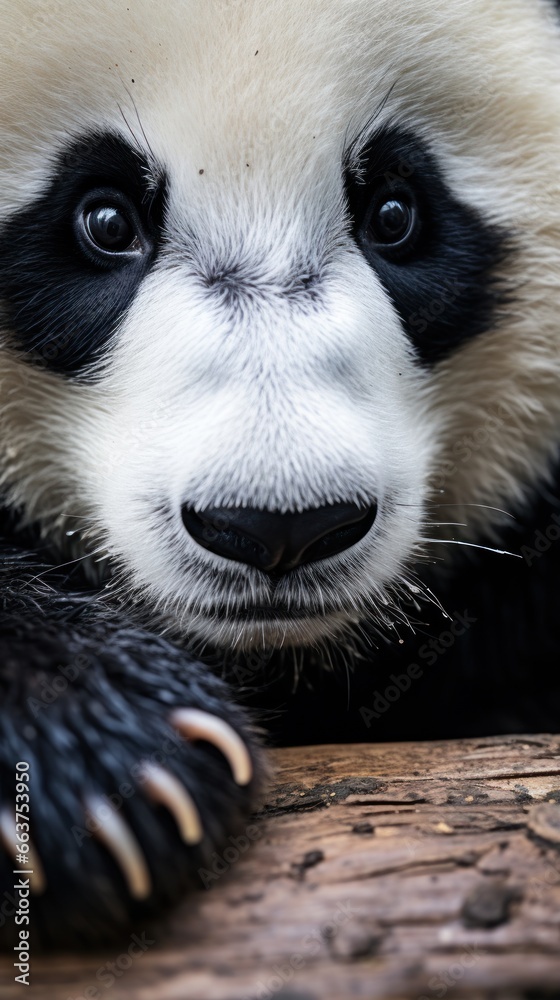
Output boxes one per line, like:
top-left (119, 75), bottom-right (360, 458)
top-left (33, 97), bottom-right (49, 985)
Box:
top-left (1, 0), bottom-right (560, 949)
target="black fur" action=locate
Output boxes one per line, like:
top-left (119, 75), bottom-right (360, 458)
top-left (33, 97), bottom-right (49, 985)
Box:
top-left (0, 133), bottom-right (165, 377)
top-left (345, 124), bottom-right (511, 364)
top-left (0, 533), bottom-right (262, 949)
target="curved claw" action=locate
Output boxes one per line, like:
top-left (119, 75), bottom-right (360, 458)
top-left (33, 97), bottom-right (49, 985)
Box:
top-left (0, 810), bottom-right (46, 894)
top-left (170, 708), bottom-right (253, 787)
top-left (84, 795), bottom-right (152, 900)
top-left (139, 763), bottom-right (203, 845)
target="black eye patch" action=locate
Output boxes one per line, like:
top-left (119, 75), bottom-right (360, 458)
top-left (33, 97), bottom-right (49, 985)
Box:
top-left (0, 133), bottom-right (166, 378)
top-left (345, 123), bottom-right (512, 365)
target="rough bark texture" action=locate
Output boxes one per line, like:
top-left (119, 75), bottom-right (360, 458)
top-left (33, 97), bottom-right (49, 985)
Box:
top-left (3, 734), bottom-right (560, 1000)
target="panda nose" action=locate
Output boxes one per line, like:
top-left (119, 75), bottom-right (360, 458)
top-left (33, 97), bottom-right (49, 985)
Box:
top-left (182, 503), bottom-right (377, 574)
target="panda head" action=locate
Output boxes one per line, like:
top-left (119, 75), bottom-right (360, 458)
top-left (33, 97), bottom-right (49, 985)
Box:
top-left (1, 0), bottom-right (560, 650)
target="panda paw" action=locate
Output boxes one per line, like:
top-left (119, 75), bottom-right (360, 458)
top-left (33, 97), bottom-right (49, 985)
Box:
top-left (0, 618), bottom-right (265, 948)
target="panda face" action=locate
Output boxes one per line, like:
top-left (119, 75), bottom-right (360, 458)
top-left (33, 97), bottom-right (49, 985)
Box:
top-left (1, 0), bottom-right (560, 649)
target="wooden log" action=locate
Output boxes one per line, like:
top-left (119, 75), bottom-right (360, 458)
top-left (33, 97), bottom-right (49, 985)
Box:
top-left (2, 734), bottom-right (560, 1000)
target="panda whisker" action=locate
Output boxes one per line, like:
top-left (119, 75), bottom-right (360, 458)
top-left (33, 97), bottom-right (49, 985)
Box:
top-left (423, 538), bottom-right (522, 558)
top-left (396, 500), bottom-right (517, 520)
top-left (423, 520), bottom-right (467, 527)
top-left (24, 548), bottom-right (107, 587)
top-left (425, 502), bottom-right (517, 519)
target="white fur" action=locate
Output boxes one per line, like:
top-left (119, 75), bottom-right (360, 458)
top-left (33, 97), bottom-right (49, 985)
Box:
top-left (1, 0), bottom-right (560, 648)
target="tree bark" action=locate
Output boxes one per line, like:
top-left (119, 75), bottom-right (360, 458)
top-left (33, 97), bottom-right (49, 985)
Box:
top-left (3, 734), bottom-right (560, 1000)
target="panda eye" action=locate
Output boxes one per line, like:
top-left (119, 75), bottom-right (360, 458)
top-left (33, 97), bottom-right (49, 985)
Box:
top-left (85, 205), bottom-right (136, 252)
top-left (368, 198), bottom-right (414, 245)
top-left (363, 188), bottom-right (418, 251)
top-left (74, 188), bottom-right (146, 262)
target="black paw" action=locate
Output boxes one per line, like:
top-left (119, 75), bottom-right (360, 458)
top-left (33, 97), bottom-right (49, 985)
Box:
top-left (0, 618), bottom-right (264, 948)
